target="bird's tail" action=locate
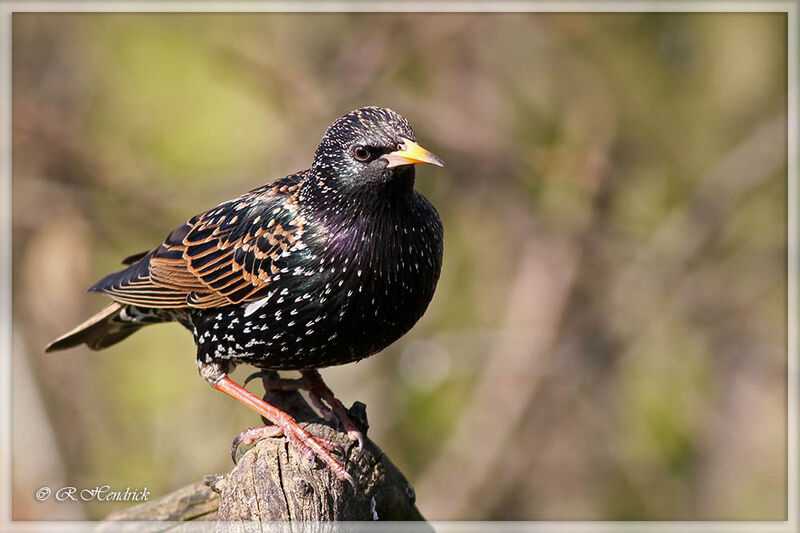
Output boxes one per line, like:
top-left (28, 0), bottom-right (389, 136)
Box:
top-left (45, 303), bottom-right (144, 352)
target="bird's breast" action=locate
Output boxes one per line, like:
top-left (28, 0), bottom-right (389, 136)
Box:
top-left (193, 193), bottom-right (443, 370)
top-left (304, 195), bottom-right (443, 359)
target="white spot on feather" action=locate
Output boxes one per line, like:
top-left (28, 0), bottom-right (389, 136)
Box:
top-left (244, 292), bottom-right (274, 317)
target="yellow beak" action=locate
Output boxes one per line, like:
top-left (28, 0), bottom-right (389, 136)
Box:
top-left (384, 137), bottom-right (445, 169)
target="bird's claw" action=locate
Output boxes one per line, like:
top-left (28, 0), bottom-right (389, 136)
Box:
top-left (347, 428), bottom-right (365, 451)
top-left (245, 370), bottom-right (305, 391)
top-left (230, 425), bottom-right (283, 464)
top-left (243, 370), bottom-right (273, 387)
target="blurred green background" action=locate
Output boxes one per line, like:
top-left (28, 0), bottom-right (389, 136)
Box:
top-left (11, 12), bottom-right (788, 521)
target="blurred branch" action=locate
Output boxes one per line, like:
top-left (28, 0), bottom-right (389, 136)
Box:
top-left (97, 481), bottom-right (218, 525)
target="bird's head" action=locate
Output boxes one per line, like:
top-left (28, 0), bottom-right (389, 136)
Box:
top-left (311, 106), bottom-right (443, 190)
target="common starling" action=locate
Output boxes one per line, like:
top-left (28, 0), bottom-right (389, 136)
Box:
top-left (46, 106), bottom-right (444, 483)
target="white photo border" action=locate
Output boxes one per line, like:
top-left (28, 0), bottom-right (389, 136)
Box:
top-left (0, 2), bottom-right (796, 532)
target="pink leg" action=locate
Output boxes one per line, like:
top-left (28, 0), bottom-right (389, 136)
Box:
top-left (212, 377), bottom-right (353, 485)
top-left (246, 369), bottom-right (366, 449)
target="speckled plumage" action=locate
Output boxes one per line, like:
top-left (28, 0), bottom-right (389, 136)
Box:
top-left (47, 106), bottom-right (444, 376)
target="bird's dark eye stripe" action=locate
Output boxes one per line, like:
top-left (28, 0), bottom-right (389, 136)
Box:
top-left (351, 144), bottom-right (401, 162)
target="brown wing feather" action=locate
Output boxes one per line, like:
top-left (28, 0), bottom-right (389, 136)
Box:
top-left (89, 173), bottom-right (307, 310)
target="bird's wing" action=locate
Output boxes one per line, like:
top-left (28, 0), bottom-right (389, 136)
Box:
top-left (89, 173), bottom-right (308, 309)
top-left (120, 250), bottom-right (150, 265)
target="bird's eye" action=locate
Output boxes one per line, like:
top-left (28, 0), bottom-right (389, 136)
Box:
top-left (352, 145), bottom-right (371, 161)
top-left (396, 142), bottom-right (405, 151)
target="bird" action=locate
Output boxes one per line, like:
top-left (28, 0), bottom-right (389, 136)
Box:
top-left (45, 106), bottom-right (445, 484)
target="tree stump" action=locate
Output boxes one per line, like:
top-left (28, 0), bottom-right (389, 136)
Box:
top-left (99, 373), bottom-right (428, 526)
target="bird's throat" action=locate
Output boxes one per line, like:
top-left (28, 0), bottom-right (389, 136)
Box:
top-left (301, 166), bottom-right (416, 225)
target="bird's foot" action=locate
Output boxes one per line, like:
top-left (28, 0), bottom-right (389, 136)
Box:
top-left (231, 424), bottom-right (344, 474)
top-left (213, 377), bottom-right (354, 485)
top-left (231, 425), bottom-right (283, 462)
top-left (301, 369), bottom-right (365, 450)
top-left (244, 369), bottom-right (366, 450)
top-left (278, 421), bottom-right (352, 484)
